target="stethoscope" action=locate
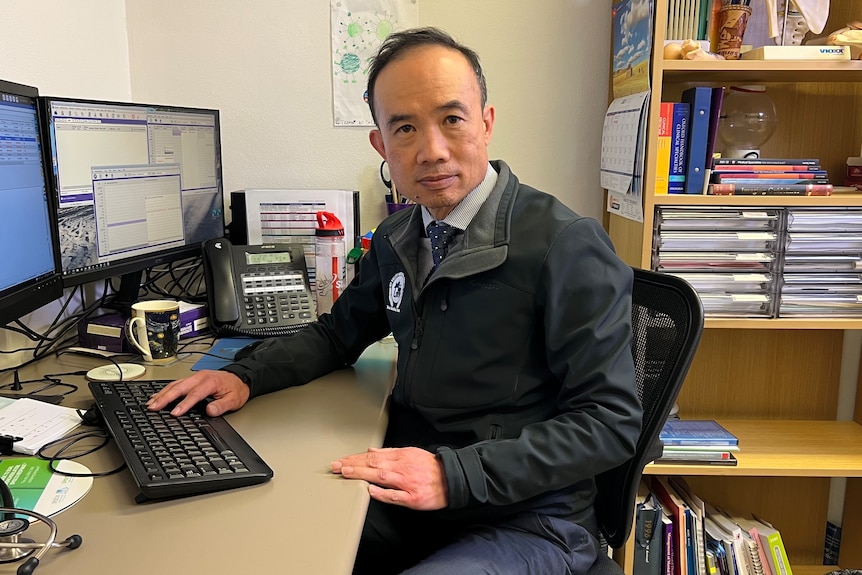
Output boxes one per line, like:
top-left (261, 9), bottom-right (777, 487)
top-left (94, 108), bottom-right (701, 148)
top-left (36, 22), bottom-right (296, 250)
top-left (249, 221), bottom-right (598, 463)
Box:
top-left (0, 479), bottom-right (82, 575)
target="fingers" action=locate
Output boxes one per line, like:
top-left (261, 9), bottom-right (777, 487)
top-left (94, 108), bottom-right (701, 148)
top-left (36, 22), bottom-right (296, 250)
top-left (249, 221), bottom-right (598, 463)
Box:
top-left (329, 447), bottom-right (448, 510)
top-left (146, 370), bottom-right (248, 416)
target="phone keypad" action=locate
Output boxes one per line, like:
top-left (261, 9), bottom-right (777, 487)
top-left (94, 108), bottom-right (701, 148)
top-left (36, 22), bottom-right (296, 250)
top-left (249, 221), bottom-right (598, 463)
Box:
top-left (240, 270), bottom-right (314, 326)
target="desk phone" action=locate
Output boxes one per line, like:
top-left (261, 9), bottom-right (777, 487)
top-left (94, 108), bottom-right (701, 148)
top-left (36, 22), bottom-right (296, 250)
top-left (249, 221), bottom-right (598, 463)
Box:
top-left (202, 238), bottom-right (316, 337)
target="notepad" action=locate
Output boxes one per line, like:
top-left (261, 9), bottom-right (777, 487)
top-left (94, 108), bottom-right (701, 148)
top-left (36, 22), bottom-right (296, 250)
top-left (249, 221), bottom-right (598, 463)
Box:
top-left (0, 397), bottom-right (82, 455)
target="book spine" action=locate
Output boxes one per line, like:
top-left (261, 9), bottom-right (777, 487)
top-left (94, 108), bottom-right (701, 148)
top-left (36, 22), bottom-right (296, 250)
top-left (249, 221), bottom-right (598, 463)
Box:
top-left (661, 438), bottom-right (738, 446)
top-left (663, 517), bottom-right (675, 575)
top-left (681, 86), bottom-right (712, 194)
top-left (660, 449), bottom-right (733, 460)
top-left (712, 158), bottom-right (820, 166)
top-left (701, 86), bottom-right (725, 194)
top-left (710, 178), bottom-right (829, 186)
top-left (669, 103), bottom-right (689, 194)
top-left (711, 166), bottom-right (824, 172)
top-left (748, 530), bottom-right (775, 575)
top-left (823, 521), bottom-right (841, 565)
top-left (708, 183), bottom-right (833, 196)
top-left (711, 172), bottom-right (828, 180)
top-left (766, 533), bottom-right (792, 575)
top-left (656, 103), bottom-right (674, 195)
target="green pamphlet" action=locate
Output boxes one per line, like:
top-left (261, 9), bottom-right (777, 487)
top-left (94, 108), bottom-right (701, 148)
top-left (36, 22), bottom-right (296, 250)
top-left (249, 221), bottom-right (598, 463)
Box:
top-left (0, 458), bottom-right (93, 520)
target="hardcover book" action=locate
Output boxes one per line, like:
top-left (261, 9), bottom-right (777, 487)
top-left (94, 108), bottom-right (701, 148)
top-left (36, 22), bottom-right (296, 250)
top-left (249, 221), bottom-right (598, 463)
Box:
top-left (660, 419), bottom-right (739, 446)
top-left (656, 102), bottom-right (674, 195)
top-left (708, 183), bottom-right (833, 196)
top-left (669, 102), bottom-right (689, 194)
top-left (712, 158), bottom-right (820, 167)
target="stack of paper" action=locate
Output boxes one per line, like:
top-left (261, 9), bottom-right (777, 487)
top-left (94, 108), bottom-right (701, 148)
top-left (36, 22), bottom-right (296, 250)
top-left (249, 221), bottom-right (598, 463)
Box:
top-left (0, 397), bottom-right (82, 455)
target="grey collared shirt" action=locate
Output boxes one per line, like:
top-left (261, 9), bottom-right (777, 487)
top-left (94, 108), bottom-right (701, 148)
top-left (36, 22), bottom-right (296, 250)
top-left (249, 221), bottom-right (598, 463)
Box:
top-left (418, 163), bottom-right (498, 281)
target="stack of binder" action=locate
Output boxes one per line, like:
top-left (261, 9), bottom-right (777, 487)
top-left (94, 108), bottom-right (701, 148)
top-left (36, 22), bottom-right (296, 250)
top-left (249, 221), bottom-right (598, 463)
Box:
top-left (653, 208), bottom-right (781, 317)
top-left (780, 208), bottom-right (862, 317)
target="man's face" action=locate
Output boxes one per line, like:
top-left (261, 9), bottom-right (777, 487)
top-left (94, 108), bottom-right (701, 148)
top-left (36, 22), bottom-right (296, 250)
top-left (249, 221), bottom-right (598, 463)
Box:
top-left (369, 45), bottom-right (495, 220)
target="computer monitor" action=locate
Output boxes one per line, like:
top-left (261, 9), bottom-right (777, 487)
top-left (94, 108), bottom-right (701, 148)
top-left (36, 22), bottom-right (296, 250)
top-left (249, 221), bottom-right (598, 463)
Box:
top-left (39, 96), bottom-right (225, 312)
top-left (0, 79), bottom-right (63, 326)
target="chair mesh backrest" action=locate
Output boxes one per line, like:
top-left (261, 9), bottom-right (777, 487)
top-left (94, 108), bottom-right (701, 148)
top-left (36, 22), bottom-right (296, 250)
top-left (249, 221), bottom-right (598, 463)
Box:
top-left (593, 267), bottom-right (704, 549)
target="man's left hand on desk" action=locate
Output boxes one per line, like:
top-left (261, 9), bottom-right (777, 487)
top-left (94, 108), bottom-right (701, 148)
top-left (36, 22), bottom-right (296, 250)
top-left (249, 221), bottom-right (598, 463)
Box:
top-left (331, 446), bottom-right (448, 511)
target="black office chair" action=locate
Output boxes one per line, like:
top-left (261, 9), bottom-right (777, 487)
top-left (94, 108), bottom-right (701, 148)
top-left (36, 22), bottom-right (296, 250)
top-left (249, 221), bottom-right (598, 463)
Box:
top-left (587, 267), bottom-right (704, 575)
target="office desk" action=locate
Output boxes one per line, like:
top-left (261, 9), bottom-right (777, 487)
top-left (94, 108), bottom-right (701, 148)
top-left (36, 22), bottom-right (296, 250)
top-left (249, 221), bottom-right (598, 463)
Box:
top-left (0, 341), bottom-right (396, 575)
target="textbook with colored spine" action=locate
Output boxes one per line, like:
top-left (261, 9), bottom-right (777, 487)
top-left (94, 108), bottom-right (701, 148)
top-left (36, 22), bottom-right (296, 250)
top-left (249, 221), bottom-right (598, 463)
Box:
top-left (660, 419), bottom-right (738, 446)
top-left (656, 102), bottom-right (674, 195)
top-left (669, 102), bottom-right (689, 194)
top-left (712, 158), bottom-right (820, 167)
top-left (708, 183), bottom-right (833, 196)
top-left (711, 172), bottom-right (828, 181)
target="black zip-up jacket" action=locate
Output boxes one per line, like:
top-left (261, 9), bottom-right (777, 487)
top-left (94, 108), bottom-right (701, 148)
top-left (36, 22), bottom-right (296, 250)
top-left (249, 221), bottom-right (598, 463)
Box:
top-left (224, 160), bottom-right (642, 525)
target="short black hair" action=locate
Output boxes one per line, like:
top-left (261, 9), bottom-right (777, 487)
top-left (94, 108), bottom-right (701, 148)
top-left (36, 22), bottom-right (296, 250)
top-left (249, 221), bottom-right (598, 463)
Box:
top-left (366, 27), bottom-right (488, 126)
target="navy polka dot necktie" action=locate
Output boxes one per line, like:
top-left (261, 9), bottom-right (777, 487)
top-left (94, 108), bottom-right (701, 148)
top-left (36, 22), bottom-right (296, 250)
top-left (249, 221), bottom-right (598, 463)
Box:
top-left (427, 221), bottom-right (457, 270)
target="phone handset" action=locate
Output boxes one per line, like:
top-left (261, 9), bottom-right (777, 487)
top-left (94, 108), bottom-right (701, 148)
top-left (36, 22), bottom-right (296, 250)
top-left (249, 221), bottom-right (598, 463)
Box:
top-left (202, 238), bottom-right (241, 326)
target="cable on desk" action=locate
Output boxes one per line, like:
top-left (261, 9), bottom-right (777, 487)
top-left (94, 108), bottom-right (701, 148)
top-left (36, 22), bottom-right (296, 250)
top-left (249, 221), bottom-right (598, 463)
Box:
top-left (37, 429), bottom-right (127, 478)
top-left (0, 370), bottom-right (80, 399)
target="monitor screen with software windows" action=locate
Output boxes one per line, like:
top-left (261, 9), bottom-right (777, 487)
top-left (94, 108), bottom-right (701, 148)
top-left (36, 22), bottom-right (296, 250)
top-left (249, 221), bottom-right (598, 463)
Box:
top-left (39, 96), bottom-right (225, 309)
top-left (0, 79), bottom-right (63, 326)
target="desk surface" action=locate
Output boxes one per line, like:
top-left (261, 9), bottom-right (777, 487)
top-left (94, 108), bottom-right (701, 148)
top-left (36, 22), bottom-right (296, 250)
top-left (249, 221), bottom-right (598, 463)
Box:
top-left (0, 341), bottom-right (396, 575)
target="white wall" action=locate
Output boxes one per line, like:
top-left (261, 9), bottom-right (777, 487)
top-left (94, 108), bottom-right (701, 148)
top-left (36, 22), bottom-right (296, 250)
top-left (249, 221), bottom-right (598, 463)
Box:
top-left (0, 0), bottom-right (132, 367)
top-left (124, 0), bottom-right (612, 231)
top-left (0, 1), bottom-right (131, 100)
top-left (0, 0), bottom-right (612, 366)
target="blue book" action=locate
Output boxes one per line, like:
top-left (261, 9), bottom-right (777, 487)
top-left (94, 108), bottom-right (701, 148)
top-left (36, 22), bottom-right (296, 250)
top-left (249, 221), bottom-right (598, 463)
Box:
top-left (681, 86), bottom-right (713, 194)
top-left (669, 103), bottom-right (690, 194)
top-left (660, 419), bottom-right (739, 446)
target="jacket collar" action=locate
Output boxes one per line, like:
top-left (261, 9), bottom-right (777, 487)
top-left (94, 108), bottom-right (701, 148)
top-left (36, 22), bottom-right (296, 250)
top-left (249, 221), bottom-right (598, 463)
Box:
top-left (388, 160), bottom-right (516, 283)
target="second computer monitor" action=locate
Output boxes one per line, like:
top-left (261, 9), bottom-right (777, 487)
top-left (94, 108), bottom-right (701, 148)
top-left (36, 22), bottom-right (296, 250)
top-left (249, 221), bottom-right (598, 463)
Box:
top-left (40, 97), bottom-right (225, 292)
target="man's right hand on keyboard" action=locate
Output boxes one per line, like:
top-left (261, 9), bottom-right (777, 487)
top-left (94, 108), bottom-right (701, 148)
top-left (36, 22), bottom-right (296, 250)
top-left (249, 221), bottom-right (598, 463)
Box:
top-left (147, 370), bottom-right (250, 417)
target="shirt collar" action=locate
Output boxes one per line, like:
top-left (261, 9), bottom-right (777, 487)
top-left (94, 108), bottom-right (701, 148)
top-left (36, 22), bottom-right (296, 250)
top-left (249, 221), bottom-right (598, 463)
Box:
top-left (422, 163), bottom-right (497, 233)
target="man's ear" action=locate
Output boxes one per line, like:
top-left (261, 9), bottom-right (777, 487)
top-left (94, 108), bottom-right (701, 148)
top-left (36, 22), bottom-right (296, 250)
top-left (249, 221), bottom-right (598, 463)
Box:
top-left (369, 129), bottom-right (386, 159)
top-left (482, 105), bottom-right (496, 146)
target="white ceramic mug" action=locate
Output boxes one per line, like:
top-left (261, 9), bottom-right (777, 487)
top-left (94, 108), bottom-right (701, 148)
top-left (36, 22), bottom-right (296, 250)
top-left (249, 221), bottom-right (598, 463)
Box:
top-left (125, 300), bottom-right (181, 363)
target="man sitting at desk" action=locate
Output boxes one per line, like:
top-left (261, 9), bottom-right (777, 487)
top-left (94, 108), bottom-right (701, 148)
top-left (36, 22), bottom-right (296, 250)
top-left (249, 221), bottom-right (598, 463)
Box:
top-left (149, 27), bottom-right (642, 575)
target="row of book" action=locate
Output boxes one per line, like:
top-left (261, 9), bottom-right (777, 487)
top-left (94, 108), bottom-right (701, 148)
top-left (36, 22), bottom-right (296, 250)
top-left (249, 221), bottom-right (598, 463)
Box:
top-left (656, 419), bottom-right (739, 466)
top-left (664, 0), bottom-right (722, 48)
top-left (635, 476), bottom-right (793, 575)
top-left (653, 206), bottom-right (862, 317)
top-left (656, 86), bottom-right (724, 196)
top-left (707, 158), bottom-right (834, 197)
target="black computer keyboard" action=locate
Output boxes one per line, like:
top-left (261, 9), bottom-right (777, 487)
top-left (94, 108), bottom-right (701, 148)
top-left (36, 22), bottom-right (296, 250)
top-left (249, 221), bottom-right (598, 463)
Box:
top-left (89, 380), bottom-right (273, 503)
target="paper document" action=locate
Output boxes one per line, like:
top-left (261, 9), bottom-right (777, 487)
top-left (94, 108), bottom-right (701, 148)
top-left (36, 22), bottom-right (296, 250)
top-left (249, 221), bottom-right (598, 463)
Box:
top-left (0, 398), bottom-right (82, 455)
top-left (241, 188), bottom-right (358, 293)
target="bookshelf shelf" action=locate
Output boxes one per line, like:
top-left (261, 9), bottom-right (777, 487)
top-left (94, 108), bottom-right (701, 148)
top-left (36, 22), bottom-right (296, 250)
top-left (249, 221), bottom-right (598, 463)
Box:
top-left (645, 420), bottom-right (862, 477)
top-left (607, 0), bottom-right (862, 568)
top-left (662, 59), bottom-right (862, 83)
top-left (655, 194), bottom-right (862, 207)
top-left (705, 317), bottom-right (862, 329)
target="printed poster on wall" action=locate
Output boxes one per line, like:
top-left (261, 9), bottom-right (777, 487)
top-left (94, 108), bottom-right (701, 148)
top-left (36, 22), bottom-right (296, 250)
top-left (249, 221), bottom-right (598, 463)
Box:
top-left (331, 0), bottom-right (419, 127)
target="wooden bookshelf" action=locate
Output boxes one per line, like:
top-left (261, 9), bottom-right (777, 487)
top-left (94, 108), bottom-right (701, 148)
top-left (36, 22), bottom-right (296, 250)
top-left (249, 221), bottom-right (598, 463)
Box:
top-left (606, 0), bottom-right (862, 570)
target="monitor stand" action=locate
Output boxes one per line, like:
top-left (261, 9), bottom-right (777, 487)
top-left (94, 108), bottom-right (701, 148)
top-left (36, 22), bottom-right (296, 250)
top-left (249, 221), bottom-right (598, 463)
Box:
top-left (104, 269), bottom-right (144, 319)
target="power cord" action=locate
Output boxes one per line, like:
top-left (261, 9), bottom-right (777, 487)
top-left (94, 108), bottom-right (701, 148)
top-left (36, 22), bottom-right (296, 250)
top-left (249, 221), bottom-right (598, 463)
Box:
top-left (36, 420), bottom-right (127, 478)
